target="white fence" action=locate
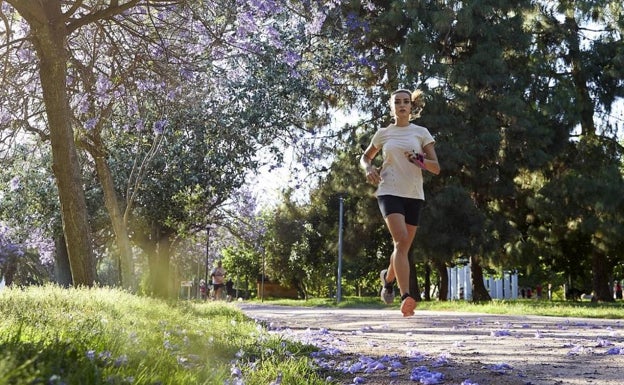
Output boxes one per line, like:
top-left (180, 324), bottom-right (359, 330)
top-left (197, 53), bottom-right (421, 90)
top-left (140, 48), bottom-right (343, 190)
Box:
top-left (447, 265), bottom-right (518, 300)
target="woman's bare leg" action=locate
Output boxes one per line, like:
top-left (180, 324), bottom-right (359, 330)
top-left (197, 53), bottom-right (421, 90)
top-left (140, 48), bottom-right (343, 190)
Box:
top-left (383, 213), bottom-right (418, 297)
top-left (384, 213), bottom-right (419, 316)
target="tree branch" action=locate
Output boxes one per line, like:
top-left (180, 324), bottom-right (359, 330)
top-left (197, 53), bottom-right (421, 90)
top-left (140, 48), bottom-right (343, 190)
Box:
top-left (67, 0), bottom-right (140, 33)
top-left (5, 0), bottom-right (47, 25)
top-left (62, 0), bottom-right (85, 20)
top-left (67, 1), bottom-right (185, 33)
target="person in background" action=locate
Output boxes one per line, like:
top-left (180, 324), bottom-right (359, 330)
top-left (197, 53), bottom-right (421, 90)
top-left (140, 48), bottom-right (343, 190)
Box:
top-left (614, 280), bottom-right (622, 300)
top-left (548, 283), bottom-right (553, 301)
top-left (225, 278), bottom-right (234, 302)
top-left (210, 260), bottom-right (226, 300)
top-left (199, 279), bottom-right (208, 300)
top-left (360, 88), bottom-right (440, 317)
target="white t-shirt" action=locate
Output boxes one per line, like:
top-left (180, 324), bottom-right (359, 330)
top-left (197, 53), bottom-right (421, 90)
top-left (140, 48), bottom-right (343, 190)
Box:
top-left (211, 267), bottom-right (226, 285)
top-left (371, 123), bottom-right (435, 199)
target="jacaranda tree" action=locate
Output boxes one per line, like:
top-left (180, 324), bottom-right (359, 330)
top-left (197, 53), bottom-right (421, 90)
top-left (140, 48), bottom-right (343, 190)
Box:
top-left (0, 0), bottom-right (380, 292)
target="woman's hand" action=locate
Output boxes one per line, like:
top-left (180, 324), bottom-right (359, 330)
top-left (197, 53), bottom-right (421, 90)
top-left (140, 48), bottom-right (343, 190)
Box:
top-left (406, 151), bottom-right (426, 169)
top-left (365, 165), bottom-right (381, 185)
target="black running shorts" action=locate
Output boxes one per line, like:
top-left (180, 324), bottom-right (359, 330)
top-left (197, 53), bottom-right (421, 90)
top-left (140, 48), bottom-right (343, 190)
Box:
top-left (377, 195), bottom-right (424, 226)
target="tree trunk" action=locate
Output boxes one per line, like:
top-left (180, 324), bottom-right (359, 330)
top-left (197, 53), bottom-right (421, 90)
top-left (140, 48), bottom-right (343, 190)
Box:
top-left (4, 255), bottom-right (16, 286)
top-left (90, 141), bottom-right (136, 291)
top-left (408, 252), bottom-right (421, 300)
top-left (564, 15), bottom-right (596, 137)
top-left (423, 262), bottom-right (431, 301)
top-left (433, 260), bottom-right (448, 301)
top-left (148, 224), bottom-right (172, 298)
top-left (591, 252), bottom-right (613, 302)
top-left (28, 4), bottom-right (96, 286)
top-left (295, 279), bottom-right (306, 300)
top-left (470, 256), bottom-right (491, 302)
top-left (54, 233), bottom-right (73, 287)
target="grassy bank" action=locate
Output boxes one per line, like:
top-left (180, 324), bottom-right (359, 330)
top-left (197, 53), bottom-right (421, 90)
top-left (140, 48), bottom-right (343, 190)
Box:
top-left (0, 286), bottom-right (325, 385)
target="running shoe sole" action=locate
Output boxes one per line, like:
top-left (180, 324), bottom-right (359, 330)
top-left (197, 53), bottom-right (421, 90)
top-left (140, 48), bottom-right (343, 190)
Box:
top-left (400, 296), bottom-right (416, 317)
top-left (380, 269), bottom-right (395, 304)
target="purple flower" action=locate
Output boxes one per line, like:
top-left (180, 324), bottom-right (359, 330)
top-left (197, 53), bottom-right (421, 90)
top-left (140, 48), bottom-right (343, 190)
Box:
top-left (306, 11), bottom-right (326, 35)
top-left (114, 355), bottom-right (128, 367)
top-left (77, 96), bottom-right (90, 114)
top-left (85, 118), bottom-right (97, 130)
top-left (16, 48), bottom-right (34, 62)
top-left (316, 78), bottom-right (330, 91)
top-left (96, 75), bottom-right (112, 95)
top-left (284, 51), bottom-right (301, 67)
top-left (153, 119), bottom-right (168, 135)
top-left (230, 365), bottom-right (242, 377)
top-left (8, 176), bottom-right (20, 192)
top-left (98, 350), bottom-right (112, 362)
top-left (0, 108), bottom-right (11, 125)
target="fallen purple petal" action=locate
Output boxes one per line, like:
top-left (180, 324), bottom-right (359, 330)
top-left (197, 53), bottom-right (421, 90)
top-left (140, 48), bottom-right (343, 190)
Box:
top-left (605, 347), bottom-right (624, 355)
top-left (269, 372), bottom-right (282, 385)
top-left (431, 353), bottom-right (450, 367)
top-left (410, 366), bottom-right (444, 384)
top-left (596, 338), bottom-right (613, 347)
top-left (370, 361), bottom-right (386, 371)
top-left (567, 345), bottom-right (583, 355)
top-left (348, 361), bottom-right (363, 373)
top-left (230, 365), bottom-right (242, 377)
top-left (406, 349), bottom-right (427, 362)
top-left (389, 359), bottom-right (404, 369)
top-left (490, 329), bottom-right (511, 337)
top-left (483, 362), bottom-right (513, 374)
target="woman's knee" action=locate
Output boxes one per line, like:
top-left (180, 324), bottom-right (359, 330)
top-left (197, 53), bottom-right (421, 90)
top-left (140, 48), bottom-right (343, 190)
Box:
top-left (393, 235), bottom-right (411, 253)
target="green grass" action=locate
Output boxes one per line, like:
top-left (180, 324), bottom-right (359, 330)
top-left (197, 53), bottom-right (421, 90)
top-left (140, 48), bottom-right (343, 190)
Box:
top-left (256, 295), bottom-right (624, 319)
top-left (0, 285), bottom-right (327, 385)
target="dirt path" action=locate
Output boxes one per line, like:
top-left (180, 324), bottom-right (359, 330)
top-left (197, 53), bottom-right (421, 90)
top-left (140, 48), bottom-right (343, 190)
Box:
top-left (237, 303), bottom-right (624, 385)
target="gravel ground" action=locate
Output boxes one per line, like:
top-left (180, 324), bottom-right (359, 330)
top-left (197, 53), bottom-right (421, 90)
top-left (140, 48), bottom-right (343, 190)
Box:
top-left (236, 303), bottom-right (624, 385)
